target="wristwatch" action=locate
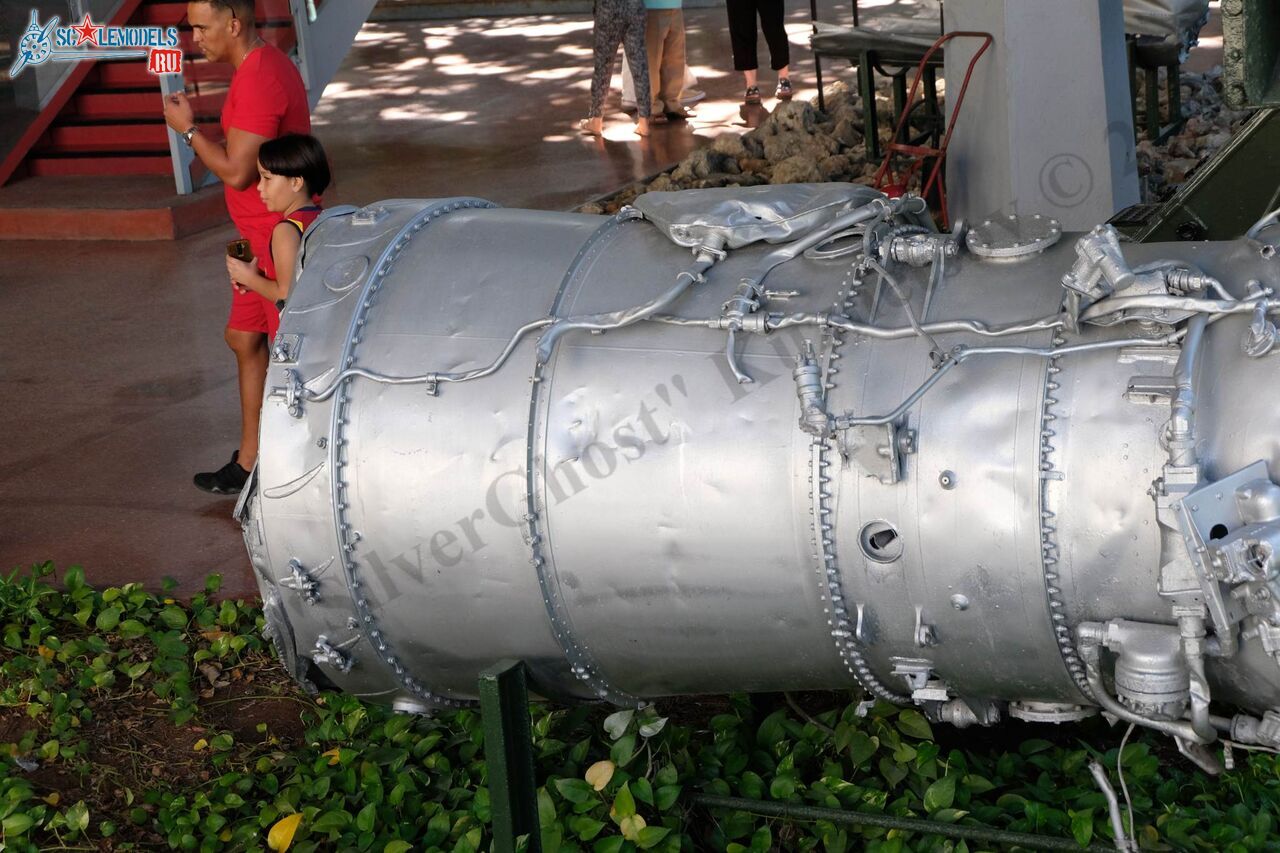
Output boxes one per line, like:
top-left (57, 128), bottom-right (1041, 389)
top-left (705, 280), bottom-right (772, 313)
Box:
top-left (181, 126), bottom-right (198, 147)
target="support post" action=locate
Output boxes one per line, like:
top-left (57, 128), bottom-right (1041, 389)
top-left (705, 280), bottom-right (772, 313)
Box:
top-left (480, 660), bottom-right (541, 852)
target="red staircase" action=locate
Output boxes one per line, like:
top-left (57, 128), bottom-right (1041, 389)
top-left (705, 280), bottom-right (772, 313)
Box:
top-left (15, 0), bottom-right (297, 180)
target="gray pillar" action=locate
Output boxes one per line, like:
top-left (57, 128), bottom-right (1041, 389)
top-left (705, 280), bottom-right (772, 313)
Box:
top-left (943, 0), bottom-right (1139, 230)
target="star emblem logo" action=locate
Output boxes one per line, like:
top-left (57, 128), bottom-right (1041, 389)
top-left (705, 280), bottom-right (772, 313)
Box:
top-left (69, 14), bottom-right (102, 47)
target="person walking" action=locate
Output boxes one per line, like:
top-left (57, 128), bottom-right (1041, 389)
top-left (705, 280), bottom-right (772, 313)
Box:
top-left (581, 0), bottom-right (651, 137)
top-left (725, 0), bottom-right (793, 104)
top-left (163, 0), bottom-right (310, 495)
top-left (644, 0), bottom-right (689, 123)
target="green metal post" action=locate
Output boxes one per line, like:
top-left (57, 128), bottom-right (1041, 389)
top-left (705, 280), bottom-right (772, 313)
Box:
top-left (858, 53), bottom-right (880, 162)
top-left (892, 70), bottom-right (909, 145)
top-left (480, 660), bottom-right (541, 853)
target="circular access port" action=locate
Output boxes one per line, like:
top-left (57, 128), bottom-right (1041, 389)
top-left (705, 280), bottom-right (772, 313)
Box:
top-left (859, 521), bottom-right (903, 563)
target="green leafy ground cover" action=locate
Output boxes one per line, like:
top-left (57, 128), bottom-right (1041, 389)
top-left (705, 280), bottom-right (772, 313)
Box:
top-left (3, 563), bottom-right (1280, 851)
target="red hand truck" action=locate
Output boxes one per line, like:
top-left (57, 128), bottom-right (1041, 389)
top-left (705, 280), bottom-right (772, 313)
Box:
top-left (873, 31), bottom-right (994, 229)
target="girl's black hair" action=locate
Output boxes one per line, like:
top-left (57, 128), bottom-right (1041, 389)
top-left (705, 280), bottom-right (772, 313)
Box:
top-left (259, 133), bottom-right (331, 197)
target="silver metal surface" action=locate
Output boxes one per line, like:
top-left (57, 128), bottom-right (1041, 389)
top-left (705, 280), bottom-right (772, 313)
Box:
top-left (243, 186), bottom-right (1280, 764)
top-left (965, 213), bottom-right (1062, 261)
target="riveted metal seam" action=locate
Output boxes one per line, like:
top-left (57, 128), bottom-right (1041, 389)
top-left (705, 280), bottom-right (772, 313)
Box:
top-left (1038, 330), bottom-right (1093, 701)
top-left (812, 263), bottom-right (911, 704)
top-left (327, 198), bottom-right (498, 709)
top-left (526, 214), bottom-right (643, 707)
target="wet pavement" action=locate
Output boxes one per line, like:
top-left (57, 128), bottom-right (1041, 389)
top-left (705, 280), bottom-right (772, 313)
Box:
top-left (0, 2), bottom-right (828, 599)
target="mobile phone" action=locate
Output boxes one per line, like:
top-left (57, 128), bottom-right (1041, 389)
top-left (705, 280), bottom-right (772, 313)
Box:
top-left (226, 239), bottom-right (254, 262)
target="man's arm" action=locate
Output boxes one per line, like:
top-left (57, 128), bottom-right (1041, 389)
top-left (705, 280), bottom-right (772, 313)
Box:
top-left (163, 93), bottom-right (266, 191)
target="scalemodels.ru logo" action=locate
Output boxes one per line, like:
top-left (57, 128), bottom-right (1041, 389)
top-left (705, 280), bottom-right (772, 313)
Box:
top-left (9, 9), bottom-right (183, 78)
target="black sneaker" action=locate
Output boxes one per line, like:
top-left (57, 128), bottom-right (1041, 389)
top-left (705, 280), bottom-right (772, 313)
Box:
top-left (194, 451), bottom-right (249, 495)
top-left (744, 86), bottom-right (761, 104)
top-left (776, 78), bottom-right (793, 100)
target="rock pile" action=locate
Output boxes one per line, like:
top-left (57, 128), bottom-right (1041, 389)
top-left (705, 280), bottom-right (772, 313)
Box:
top-left (580, 66), bottom-right (1254, 215)
top-left (579, 81), bottom-right (881, 215)
top-left (1134, 66), bottom-right (1254, 200)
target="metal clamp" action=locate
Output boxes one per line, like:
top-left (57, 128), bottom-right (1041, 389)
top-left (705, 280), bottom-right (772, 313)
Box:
top-left (268, 369), bottom-right (304, 418)
top-left (271, 333), bottom-right (303, 364)
top-left (312, 634), bottom-right (354, 673)
top-left (281, 558), bottom-right (322, 605)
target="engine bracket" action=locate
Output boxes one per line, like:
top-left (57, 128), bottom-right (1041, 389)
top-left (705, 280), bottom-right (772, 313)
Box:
top-left (1173, 461), bottom-right (1275, 637)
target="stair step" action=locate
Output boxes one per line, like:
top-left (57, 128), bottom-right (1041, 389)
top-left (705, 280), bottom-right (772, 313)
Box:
top-left (137, 0), bottom-right (294, 27)
top-left (67, 90), bottom-right (225, 121)
top-left (94, 60), bottom-right (233, 88)
top-left (39, 122), bottom-right (170, 154)
top-left (28, 153), bottom-right (173, 178)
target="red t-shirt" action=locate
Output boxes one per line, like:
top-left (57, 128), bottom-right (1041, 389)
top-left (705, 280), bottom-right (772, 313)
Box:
top-left (221, 43), bottom-right (310, 259)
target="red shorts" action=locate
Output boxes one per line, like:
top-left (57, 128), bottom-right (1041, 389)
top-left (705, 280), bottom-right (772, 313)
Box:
top-left (227, 287), bottom-right (281, 340)
top-left (226, 224), bottom-right (282, 340)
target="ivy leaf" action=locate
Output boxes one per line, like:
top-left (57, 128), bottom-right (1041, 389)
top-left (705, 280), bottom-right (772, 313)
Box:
top-left (594, 837), bottom-right (626, 853)
top-left (924, 775), bottom-right (956, 812)
top-left (585, 760), bottom-right (616, 791)
top-left (356, 802), bottom-right (376, 833)
top-left (750, 826), bottom-right (772, 852)
top-left (880, 756), bottom-right (908, 788)
top-left (632, 777), bottom-right (654, 807)
top-left (656, 784), bottom-right (681, 810)
top-left (756, 710), bottom-right (787, 746)
top-left (64, 801), bottom-right (90, 834)
top-left (538, 787), bottom-right (557, 825)
top-left (620, 813), bottom-right (647, 842)
top-left (847, 731), bottom-right (879, 768)
top-left (639, 716), bottom-right (668, 738)
top-left (1020, 738), bottom-right (1055, 755)
top-left (896, 710), bottom-right (933, 741)
top-left (95, 606), bottom-right (122, 631)
top-left (2, 813), bottom-right (35, 836)
top-left (611, 782), bottom-right (637, 821)
top-left (383, 843), bottom-right (412, 853)
top-left (739, 771), bottom-right (764, 799)
top-left (267, 813), bottom-right (302, 851)
top-left (611, 733), bottom-right (638, 767)
top-left (311, 810), bottom-right (352, 834)
top-left (962, 773), bottom-right (995, 794)
top-left (570, 816), bottom-right (607, 841)
top-left (769, 776), bottom-right (797, 800)
top-left (158, 606), bottom-right (188, 630)
top-left (1071, 808), bottom-right (1095, 847)
top-left (555, 777), bottom-right (595, 804)
top-left (637, 826), bottom-right (671, 849)
top-left (604, 710), bottom-right (635, 740)
top-left (118, 619), bottom-right (148, 640)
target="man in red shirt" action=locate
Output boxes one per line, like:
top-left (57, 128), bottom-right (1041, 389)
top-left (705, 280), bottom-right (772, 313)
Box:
top-left (164, 0), bottom-right (310, 494)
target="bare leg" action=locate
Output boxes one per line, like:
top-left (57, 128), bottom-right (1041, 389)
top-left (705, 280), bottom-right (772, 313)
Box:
top-left (777, 64), bottom-right (790, 81)
top-left (225, 327), bottom-right (268, 470)
top-left (743, 68), bottom-right (757, 89)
